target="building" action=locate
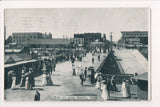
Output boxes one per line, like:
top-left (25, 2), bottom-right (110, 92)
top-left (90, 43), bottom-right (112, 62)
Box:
top-left (12, 32), bottom-right (52, 43)
top-left (18, 38), bottom-right (71, 49)
top-left (120, 31), bottom-right (148, 47)
top-left (42, 32), bottom-right (52, 39)
top-left (70, 38), bottom-right (84, 47)
top-left (12, 32), bottom-right (43, 43)
top-left (74, 33), bottom-right (102, 48)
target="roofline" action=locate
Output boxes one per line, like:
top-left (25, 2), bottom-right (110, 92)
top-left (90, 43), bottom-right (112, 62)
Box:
top-left (12, 32), bottom-right (43, 34)
top-left (121, 31), bottom-right (148, 33)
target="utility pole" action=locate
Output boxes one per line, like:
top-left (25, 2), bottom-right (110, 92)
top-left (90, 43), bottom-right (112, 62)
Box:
top-left (110, 32), bottom-right (113, 51)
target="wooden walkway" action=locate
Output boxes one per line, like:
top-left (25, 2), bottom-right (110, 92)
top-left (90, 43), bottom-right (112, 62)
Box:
top-left (4, 53), bottom-right (108, 101)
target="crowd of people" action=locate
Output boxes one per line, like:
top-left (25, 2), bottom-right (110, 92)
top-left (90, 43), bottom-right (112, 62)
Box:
top-left (95, 73), bottom-right (131, 99)
top-left (95, 74), bottom-right (118, 92)
top-left (7, 58), bottom-right (57, 90)
top-left (6, 47), bottom-right (132, 101)
top-left (78, 66), bottom-right (95, 86)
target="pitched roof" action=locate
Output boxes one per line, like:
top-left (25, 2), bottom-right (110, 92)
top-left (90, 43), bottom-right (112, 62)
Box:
top-left (5, 55), bottom-right (23, 64)
top-left (5, 56), bottom-right (15, 64)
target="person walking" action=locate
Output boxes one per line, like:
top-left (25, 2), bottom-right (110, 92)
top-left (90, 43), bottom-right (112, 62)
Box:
top-left (92, 57), bottom-right (94, 63)
top-left (84, 67), bottom-right (87, 80)
top-left (19, 67), bottom-right (26, 87)
top-left (28, 68), bottom-right (35, 89)
top-left (91, 68), bottom-right (95, 84)
top-left (121, 79), bottom-right (131, 98)
top-left (25, 71), bottom-right (30, 90)
top-left (101, 82), bottom-right (109, 100)
top-left (79, 66), bottom-right (84, 86)
top-left (72, 63), bottom-right (76, 75)
top-left (105, 78), bottom-right (111, 97)
top-left (34, 89), bottom-right (40, 101)
top-left (46, 61), bottom-right (51, 75)
top-left (10, 70), bottom-right (16, 90)
top-left (95, 74), bottom-right (100, 89)
top-left (52, 62), bottom-right (56, 72)
top-left (111, 75), bottom-right (117, 91)
top-left (41, 63), bottom-right (48, 86)
top-left (96, 73), bottom-right (103, 89)
top-left (98, 54), bottom-right (100, 61)
top-left (24, 68), bottom-right (35, 90)
top-left (71, 55), bottom-right (75, 64)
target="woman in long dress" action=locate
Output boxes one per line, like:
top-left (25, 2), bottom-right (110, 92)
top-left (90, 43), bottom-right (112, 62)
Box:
top-left (95, 79), bottom-right (100, 89)
top-left (41, 63), bottom-right (48, 86)
top-left (101, 83), bottom-right (109, 100)
top-left (24, 68), bottom-right (34, 90)
top-left (8, 70), bottom-right (16, 89)
top-left (28, 68), bottom-right (35, 89)
top-left (25, 76), bottom-right (30, 90)
top-left (11, 76), bottom-right (16, 90)
top-left (10, 70), bottom-right (16, 90)
top-left (19, 67), bottom-right (26, 87)
top-left (95, 73), bottom-right (103, 89)
top-left (121, 80), bottom-right (130, 98)
top-left (41, 73), bottom-right (47, 86)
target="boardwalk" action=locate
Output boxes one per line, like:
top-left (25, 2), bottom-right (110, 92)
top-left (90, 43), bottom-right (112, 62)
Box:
top-left (4, 52), bottom-right (142, 101)
top-left (4, 53), bottom-right (107, 101)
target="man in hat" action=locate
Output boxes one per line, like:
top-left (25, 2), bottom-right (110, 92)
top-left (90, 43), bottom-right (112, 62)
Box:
top-left (111, 75), bottom-right (117, 91)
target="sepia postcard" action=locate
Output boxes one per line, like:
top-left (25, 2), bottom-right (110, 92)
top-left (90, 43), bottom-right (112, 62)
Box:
top-left (3, 8), bottom-right (150, 102)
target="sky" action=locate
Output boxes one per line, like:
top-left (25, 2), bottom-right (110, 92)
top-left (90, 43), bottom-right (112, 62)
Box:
top-left (4, 8), bottom-right (150, 41)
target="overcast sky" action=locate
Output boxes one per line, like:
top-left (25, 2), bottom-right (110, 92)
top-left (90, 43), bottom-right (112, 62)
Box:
top-left (4, 8), bottom-right (150, 41)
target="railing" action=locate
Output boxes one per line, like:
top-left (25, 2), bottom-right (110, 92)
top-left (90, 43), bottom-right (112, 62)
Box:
top-left (102, 73), bottom-right (134, 84)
